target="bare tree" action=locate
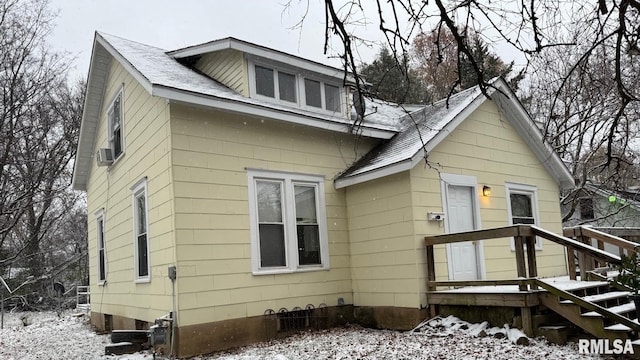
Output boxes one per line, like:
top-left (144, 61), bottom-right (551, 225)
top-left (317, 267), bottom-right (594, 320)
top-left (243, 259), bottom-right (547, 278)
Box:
top-left (525, 19), bottom-right (640, 222)
top-left (0, 0), bottom-right (84, 304)
top-left (299, 0), bottom-right (639, 162)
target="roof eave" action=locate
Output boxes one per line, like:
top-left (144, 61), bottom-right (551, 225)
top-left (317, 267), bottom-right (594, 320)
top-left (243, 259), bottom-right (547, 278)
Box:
top-left (168, 37), bottom-right (354, 83)
top-left (152, 85), bottom-right (396, 139)
top-left (334, 87), bottom-right (488, 189)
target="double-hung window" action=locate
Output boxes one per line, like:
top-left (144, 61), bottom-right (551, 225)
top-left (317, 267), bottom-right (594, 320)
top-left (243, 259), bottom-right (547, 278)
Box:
top-left (132, 178), bottom-right (150, 281)
top-left (96, 210), bottom-right (107, 284)
top-left (107, 88), bottom-right (124, 160)
top-left (506, 183), bottom-right (542, 250)
top-left (247, 169), bottom-right (329, 274)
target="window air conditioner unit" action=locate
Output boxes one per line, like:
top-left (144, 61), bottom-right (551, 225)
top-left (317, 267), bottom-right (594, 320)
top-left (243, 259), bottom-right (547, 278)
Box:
top-left (96, 148), bottom-right (114, 166)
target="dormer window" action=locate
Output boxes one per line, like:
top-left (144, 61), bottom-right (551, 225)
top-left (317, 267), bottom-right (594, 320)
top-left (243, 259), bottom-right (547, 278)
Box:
top-left (249, 60), bottom-right (343, 115)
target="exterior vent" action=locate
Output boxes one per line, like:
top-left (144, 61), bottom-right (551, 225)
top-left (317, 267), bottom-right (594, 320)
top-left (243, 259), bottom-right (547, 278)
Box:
top-left (96, 148), bottom-right (114, 166)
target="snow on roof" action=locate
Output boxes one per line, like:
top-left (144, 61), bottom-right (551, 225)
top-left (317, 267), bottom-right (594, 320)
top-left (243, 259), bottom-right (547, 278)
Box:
top-left (99, 32), bottom-right (399, 133)
top-left (338, 86), bottom-right (481, 179)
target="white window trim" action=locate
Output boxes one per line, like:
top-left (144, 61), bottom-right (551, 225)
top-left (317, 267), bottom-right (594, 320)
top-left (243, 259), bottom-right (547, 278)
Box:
top-left (107, 85), bottom-right (125, 165)
top-left (131, 177), bottom-right (150, 283)
top-left (247, 58), bottom-right (344, 116)
top-left (95, 209), bottom-right (107, 286)
top-left (247, 168), bottom-right (330, 275)
top-left (300, 75), bottom-right (344, 115)
top-left (506, 182), bottom-right (543, 250)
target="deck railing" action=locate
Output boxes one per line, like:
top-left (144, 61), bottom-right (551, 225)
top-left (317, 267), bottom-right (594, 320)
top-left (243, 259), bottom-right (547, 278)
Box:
top-left (563, 226), bottom-right (640, 279)
top-left (424, 225), bottom-right (633, 293)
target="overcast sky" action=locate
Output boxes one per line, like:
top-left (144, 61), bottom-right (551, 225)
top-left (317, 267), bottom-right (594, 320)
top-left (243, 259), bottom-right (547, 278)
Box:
top-left (47, 0), bottom-right (384, 81)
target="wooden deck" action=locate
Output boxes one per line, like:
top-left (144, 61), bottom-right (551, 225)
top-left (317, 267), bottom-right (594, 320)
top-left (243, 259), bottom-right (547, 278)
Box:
top-left (424, 226), bottom-right (640, 337)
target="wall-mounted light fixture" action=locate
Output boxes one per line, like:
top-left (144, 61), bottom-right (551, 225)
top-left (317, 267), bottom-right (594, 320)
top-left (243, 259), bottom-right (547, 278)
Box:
top-left (482, 185), bottom-right (492, 197)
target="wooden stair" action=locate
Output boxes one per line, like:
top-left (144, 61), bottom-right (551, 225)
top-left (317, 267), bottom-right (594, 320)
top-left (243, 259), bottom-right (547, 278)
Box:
top-left (537, 279), bottom-right (639, 342)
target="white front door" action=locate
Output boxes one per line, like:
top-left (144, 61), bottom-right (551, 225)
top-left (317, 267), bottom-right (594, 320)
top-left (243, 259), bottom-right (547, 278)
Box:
top-left (446, 185), bottom-right (479, 280)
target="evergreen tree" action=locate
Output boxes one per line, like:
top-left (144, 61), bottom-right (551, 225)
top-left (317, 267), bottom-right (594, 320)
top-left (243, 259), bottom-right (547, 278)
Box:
top-left (359, 47), bottom-right (427, 104)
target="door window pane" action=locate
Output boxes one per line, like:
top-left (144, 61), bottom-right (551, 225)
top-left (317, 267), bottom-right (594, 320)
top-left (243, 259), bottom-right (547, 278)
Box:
top-left (255, 65), bottom-right (275, 98)
top-left (304, 79), bottom-right (321, 108)
top-left (278, 72), bottom-right (297, 102)
top-left (324, 84), bottom-right (340, 112)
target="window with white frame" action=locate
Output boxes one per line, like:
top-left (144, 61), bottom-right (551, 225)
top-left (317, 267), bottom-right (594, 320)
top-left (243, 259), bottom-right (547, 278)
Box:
top-left (107, 88), bottom-right (124, 160)
top-left (247, 169), bottom-right (329, 274)
top-left (249, 60), bottom-right (343, 114)
top-left (96, 210), bottom-right (107, 284)
top-left (131, 178), bottom-right (150, 281)
top-left (506, 183), bottom-right (542, 250)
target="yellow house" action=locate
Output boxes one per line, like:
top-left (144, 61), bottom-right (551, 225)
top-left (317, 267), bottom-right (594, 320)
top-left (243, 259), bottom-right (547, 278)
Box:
top-left (72, 32), bottom-right (574, 357)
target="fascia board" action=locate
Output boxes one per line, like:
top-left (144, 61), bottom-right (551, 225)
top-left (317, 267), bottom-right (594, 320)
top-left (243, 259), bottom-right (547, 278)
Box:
top-left (152, 85), bottom-right (395, 139)
top-left (334, 160), bottom-right (413, 189)
top-left (169, 38), bottom-right (353, 82)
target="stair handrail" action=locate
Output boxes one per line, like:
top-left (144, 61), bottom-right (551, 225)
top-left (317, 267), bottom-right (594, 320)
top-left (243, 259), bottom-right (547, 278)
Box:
top-left (534, 279), bottom-right (640, 333)
top-left (531, 225), bottom-right (622, 264)
top-left (564, 225), bottom-right (640, 254)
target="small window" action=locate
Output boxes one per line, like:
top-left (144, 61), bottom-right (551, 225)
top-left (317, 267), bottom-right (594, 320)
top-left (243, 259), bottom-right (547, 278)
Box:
top-left (108, 89), bottom-right (124, 159)
top-left (255, 65), bottom-right (275, 98)
top-left (324, 84), bottom-right (341, 112)
top-left (579, 198), bottom-right (594, 220)
top-left (248, 169), bottom-right (329, 274)
top-left (132, 178), bottom-right (150, 281)
top-left (304, 79), bottom-right (322, 108)
top-left (96, 210), bottom-right (107, 284)
top-left (278, 72), bottom-right (297, 103)
top-left (510, 193), bottom-right (535, 225)
top-left (507, 183), bottom-right (542, 250)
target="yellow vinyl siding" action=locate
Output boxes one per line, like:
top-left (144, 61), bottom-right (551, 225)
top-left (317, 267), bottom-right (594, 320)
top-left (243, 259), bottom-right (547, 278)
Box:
top-left (345, 172), bottom-right (420, 308)
top-left (86, 59), bottom-right (175, 323)
top-left (411, 100), bottom-right (566, 304)
top-left (195, 49), bottom-right (248, 96)
top-left (170, 104), bottom-right (371, 326)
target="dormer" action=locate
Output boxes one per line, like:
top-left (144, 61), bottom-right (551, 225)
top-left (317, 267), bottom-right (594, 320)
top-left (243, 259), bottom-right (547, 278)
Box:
top-left (169, 38), bottom-right (350, 118)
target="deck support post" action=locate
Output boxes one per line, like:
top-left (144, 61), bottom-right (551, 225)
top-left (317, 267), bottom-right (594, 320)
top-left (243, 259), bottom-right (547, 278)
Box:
top-left (514, 236), bottom-right (527, 291)
top-left (425, 244), bottom-right (437, 317)
top-left (520, 306), bottom-right (533, 336)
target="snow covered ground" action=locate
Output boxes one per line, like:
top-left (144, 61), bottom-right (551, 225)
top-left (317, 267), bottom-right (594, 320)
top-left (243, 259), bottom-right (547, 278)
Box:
top-left (0, 311), bottom-right (614, 359)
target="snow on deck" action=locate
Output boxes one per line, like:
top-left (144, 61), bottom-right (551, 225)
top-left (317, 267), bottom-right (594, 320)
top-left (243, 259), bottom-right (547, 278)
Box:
top-left (436, 276), bottom-right (610, 294)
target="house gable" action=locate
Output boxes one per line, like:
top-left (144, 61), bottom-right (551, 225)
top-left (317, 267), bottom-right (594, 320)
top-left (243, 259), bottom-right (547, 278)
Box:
top-left (194, 49), bottom-right (249, 96)
top-left (334, 78), bottom-right (575, 191)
